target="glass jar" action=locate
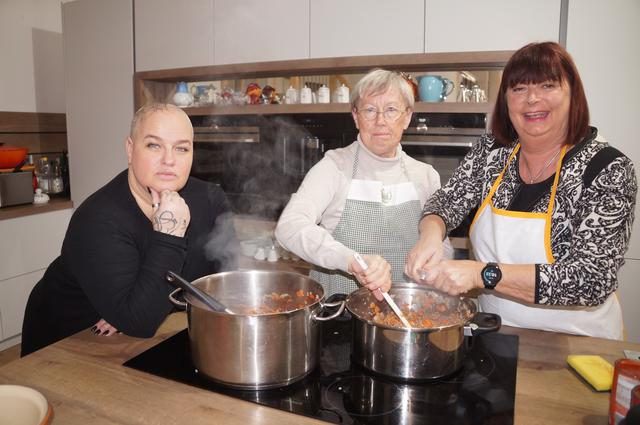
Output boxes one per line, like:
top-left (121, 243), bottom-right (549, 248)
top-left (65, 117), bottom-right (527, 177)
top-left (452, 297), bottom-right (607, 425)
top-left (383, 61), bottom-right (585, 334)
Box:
top-left (610, 358), bottom-right (640, 424)
top-left (35, 156), bottom-right (64, 194)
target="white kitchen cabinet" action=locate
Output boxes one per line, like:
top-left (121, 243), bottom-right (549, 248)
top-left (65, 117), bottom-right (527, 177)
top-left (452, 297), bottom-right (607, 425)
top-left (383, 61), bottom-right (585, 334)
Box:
top-left (617, 259), bottom-right (640, 343)
top-left (134, 0), bottom-right (215, 71)
top-left (0, 0), bottom-right (65, 113)
top-left (213, 0), bottom-right (309, 65)
top-left (0, 208), bottom-right (72, 347)
top-left (0, 209), bottom-right (72, 282)
top-left (566, 0), bottom-right (640, 260)
top-left (310, 0), bottom-right (424, 58)
top-left (425, 0), bottom-right (561, 53)
top-left (566, 0), bottom-right (640, 343)
top-left (63, 0), bottom-right (134, 205)
top-left (0, 270), bottom-right (46, 344)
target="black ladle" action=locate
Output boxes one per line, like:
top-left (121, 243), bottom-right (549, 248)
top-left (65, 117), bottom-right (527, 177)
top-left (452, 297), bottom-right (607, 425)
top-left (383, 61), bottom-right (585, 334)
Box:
top-left (166, 271), bottom-right (234, 314)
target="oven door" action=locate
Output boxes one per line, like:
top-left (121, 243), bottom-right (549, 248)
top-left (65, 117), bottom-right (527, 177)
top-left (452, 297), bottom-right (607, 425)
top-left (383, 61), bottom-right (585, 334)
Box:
top-left (401, 131), bottom-right (477, 187)
top-left (401, 127), bottom-right (482, 244)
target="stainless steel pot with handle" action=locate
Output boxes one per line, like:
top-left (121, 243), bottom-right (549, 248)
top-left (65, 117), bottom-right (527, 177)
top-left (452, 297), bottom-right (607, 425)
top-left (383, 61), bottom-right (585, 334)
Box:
top-left (346, 284), bottom-right (500, 380)
top-left (168, 270), bottom-right (344, 389)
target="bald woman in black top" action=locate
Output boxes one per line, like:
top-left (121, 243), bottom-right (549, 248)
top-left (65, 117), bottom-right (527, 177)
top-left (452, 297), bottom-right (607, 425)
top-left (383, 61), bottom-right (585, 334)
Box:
top-left (21, 104), bottom-right (236, 356)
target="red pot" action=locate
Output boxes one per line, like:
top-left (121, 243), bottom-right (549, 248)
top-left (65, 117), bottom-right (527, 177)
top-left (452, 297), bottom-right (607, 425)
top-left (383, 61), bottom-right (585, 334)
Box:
top-left (0, 146), bottom-right (28, 169)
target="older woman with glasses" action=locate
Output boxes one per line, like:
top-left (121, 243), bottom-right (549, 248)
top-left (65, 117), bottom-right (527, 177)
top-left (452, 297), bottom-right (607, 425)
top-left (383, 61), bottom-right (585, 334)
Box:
top-left (276, 68), bottom-right (452, 300)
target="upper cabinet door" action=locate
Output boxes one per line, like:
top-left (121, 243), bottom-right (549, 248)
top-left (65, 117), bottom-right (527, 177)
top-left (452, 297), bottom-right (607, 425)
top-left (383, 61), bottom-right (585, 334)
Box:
top-left (310, 0), bottom-right (424, 58)
top-left (63, 0), bottom-right (133, 205)
top-left (135, 0), bottom-right (214, 71)
top-left (214, 0), bottom-right (309, 65)
top-left (425, 0), bottom-right (561, 53)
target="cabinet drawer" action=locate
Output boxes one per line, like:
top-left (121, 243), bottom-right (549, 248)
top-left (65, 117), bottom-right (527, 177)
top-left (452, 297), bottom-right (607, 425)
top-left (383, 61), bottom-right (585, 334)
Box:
top-left (0, 209), bottom-right (72, 281)
top-left (0, 270), bottom-right (45, 341)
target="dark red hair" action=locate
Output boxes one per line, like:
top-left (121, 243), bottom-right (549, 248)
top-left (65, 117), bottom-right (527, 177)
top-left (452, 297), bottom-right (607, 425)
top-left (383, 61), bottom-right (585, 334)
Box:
top-left (490, 42), bottom-right (590, 146)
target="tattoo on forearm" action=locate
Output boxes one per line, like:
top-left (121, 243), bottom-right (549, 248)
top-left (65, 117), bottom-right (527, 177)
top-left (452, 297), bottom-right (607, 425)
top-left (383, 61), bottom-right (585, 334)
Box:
top-left (153, 211), bottom-right (181, 234)
top-left (153, 210), bottom-right (188, 235)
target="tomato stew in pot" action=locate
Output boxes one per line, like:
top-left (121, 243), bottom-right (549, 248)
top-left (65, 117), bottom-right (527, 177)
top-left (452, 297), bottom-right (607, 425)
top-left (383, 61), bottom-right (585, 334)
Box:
top-left (367, 290), bottom-right (470, 329)
top-left (240, 290), bottom-right (321, 315)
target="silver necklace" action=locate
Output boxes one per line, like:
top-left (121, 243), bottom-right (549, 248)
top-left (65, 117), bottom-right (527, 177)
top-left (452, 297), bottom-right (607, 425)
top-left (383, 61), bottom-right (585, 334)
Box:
top-left (521, 148), bottom-right (561, 184)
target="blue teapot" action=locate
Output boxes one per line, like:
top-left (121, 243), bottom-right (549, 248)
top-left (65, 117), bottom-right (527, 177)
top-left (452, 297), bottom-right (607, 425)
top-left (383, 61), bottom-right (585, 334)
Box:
top-left (418, 75), bottom-right (454, 102)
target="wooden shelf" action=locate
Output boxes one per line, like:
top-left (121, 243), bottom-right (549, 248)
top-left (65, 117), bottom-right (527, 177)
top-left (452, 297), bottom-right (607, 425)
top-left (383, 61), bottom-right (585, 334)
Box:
top-left (180, 101), bottom-right (494, 116)
top-left (135, 50), bottom-right (512, 114)
top-left (136, 51), bottom-right (513, 83)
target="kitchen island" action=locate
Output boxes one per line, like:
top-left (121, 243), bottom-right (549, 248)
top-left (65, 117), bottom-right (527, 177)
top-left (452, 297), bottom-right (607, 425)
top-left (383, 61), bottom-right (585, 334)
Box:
top-left (1, 311), bottom-right (637, 424)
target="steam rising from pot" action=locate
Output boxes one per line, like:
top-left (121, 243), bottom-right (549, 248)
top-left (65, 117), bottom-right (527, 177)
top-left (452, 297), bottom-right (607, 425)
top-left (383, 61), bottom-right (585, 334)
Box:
top-left (204, 211), bottom-right (241, 271)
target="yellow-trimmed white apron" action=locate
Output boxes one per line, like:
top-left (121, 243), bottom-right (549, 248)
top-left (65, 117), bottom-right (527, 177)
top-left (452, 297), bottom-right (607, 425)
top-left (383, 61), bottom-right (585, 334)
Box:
top-left (469, 144), bottom-right (623, 340)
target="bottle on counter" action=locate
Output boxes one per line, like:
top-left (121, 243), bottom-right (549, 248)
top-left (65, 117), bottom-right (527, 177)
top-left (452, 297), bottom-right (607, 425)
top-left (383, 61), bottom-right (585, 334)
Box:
top-left (34, 157), bottom-right (50, 193)
top-left (610, 359), bottom-right (640, 425)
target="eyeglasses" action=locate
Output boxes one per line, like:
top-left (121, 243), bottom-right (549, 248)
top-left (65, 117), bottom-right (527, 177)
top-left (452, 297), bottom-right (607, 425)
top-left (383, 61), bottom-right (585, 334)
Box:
top-left (355, 106), bottom-right (408, 122)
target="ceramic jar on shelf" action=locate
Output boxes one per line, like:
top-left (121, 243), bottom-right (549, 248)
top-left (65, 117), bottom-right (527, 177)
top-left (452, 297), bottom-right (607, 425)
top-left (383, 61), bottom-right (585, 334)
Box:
top-left (172, 82), bottom-right (193, 108)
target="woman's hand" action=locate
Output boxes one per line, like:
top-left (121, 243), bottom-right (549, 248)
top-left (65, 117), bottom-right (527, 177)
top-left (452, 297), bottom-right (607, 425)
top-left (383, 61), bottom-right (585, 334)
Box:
top-left (91, 319), bottom-right (120, 336)
top-left (150, 188), bottom-right (191, 237)
top-left (349, 254), bottom-right (392, 301)
top-left (421, 260), bottom-right (483, 296)
top-left (405, 215), bottom-right (447, 282)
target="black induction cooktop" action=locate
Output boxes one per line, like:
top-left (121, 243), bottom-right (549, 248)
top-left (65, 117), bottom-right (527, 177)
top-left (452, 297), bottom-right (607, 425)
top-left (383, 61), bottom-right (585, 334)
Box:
top-left (124, 315), bottom-right (518, 424)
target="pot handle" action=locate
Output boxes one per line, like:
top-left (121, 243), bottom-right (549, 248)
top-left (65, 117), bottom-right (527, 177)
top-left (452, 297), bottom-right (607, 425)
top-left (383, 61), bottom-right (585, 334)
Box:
top-left (464, 312), bottom-right (501, 336)
top-left (312, 300), bottom-right (346, 322)
top-left (169, 287), bottom-right (187, 308)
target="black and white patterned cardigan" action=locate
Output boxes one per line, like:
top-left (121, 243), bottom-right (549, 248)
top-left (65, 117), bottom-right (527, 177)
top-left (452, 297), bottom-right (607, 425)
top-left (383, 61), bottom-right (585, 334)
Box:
top-left (423, 127), bottom-right (637, 306)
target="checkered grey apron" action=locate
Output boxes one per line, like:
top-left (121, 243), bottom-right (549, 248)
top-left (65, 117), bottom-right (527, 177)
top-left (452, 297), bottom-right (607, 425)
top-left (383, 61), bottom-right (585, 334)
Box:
top-left (310, 144), bottom-right (422, 297)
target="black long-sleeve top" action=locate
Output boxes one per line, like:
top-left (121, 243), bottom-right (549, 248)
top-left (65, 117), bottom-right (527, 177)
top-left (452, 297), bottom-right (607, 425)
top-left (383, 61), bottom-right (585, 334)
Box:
top-left (21, 170), bottom-right (236, 355)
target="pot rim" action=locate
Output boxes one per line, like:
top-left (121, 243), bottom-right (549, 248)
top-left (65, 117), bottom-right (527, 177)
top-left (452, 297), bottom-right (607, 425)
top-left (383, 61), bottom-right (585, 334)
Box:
top-left (345, 285), bottom-right (476, 332)
top-left (186, 269), bottom-right (326, 317)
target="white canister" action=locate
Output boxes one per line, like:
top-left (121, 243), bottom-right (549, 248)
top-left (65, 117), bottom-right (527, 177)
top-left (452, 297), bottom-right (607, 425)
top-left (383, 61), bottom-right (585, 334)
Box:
top-left (336, 84), bottom-right (350, 103)
top-left (317, 85), bottom-right (330, 104)
top-left (300, 85), bottom-right (312, 104)
top-left (285, 86), bottom-right (298, 104)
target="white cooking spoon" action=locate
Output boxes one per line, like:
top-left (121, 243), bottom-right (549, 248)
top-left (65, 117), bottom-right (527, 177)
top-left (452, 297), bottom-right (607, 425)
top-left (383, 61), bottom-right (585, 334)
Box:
top-left (353, 253), bottom-right (412, 329)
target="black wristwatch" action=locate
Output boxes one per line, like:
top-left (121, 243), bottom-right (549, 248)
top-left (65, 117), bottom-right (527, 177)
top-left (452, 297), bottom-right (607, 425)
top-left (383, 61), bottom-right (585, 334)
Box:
top-left (481, 262), bottom-right (502, 289)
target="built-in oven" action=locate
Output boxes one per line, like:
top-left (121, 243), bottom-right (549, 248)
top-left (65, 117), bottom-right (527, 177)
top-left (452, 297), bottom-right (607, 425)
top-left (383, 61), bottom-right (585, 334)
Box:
top-left (188, 112), bottom-right (485, 240)
top-left (401, 112), bottom-right (487, 240)
top-left (189, 114), bottom-right (350, 220)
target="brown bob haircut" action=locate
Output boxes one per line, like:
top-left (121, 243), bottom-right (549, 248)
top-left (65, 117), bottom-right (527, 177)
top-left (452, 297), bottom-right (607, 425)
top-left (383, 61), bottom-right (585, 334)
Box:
top-left (490, 42), bottom-right (590, 146)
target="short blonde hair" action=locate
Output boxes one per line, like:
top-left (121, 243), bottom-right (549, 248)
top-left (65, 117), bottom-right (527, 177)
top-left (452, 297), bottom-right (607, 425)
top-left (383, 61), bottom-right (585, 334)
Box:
top-left (130, 103), bottom-right (192, 138)
top-left (350, 69), bottom-right (415, 110)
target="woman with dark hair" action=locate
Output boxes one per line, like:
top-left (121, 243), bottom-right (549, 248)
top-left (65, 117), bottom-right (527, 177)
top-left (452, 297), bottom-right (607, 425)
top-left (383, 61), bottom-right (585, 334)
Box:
top-left (405, 42), bottom-right (637, 339)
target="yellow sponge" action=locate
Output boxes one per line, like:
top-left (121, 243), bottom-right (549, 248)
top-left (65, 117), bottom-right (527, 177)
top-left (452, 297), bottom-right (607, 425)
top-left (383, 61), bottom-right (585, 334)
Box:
top-left (566, 355), bottom-right (614, 391)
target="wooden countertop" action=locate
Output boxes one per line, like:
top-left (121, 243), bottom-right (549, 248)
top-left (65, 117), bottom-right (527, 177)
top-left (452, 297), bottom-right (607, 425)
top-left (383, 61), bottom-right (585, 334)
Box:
top-left (1, 312), bottom-right (638, 424)
top-left (0, 196), bottom-right (73, 220)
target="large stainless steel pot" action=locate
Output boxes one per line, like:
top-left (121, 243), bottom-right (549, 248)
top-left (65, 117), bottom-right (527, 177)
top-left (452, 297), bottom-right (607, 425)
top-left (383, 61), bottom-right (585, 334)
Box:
top-left (346, 285), bottom-right (500, 380)
top-left (169, 270), bottom-right (344, 389)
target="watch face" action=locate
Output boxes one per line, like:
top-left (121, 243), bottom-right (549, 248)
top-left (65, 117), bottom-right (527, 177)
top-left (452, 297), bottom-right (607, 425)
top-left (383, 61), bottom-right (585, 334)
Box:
top-left (482, 264), bottom-right (501, 288)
